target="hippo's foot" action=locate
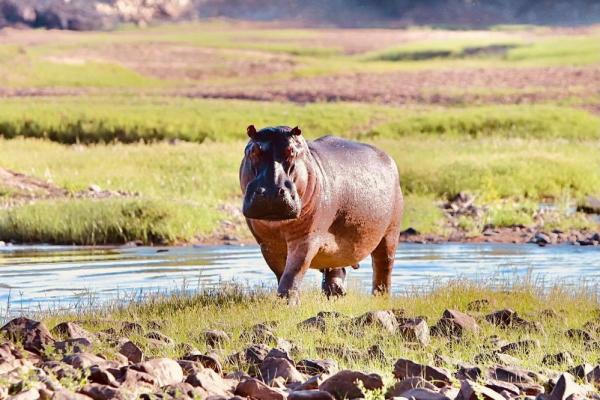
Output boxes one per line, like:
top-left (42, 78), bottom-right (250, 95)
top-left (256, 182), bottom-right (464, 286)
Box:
top-left (277, 288), bottom-right (301, 306)
top-left (321, 268), bottom-right (347, 298)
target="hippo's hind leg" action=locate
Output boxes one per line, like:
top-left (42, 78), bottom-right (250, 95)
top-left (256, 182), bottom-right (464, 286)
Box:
top-left (321, 268), bottom-right (347, 297)
top-left (321, 264), bottom-right (359, 297)
top-left (371, 232), bottom-right (399, 294)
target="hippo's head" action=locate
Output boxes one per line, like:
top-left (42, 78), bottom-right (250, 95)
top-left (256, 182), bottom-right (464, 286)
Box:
top-left (241, 125), bottom-right (308, 221)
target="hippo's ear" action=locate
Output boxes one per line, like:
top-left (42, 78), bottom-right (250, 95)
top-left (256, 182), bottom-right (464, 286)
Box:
top-left (291, 126), bottom-right (302, 136)
top-left (247, 125), bottom-right (257, 139)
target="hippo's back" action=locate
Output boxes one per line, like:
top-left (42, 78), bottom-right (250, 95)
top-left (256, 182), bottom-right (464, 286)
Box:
top-left (309, 135), bottom-right (399, 190)
top-left (308, 135), bottom-right (402, 267)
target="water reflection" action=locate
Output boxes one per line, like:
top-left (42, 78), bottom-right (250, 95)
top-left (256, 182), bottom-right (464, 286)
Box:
top-left (0, 243), bottom-right (598, 315)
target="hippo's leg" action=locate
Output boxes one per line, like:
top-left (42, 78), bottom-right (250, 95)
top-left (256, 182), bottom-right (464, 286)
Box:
top-left (321, 268), bottom-right (347, 297)
top-left (277, 242), bottom-right (318, 305)
top-left (371, 233), bottom-right (398, 294)
top-left (260, 245), bottom-right (286, 283)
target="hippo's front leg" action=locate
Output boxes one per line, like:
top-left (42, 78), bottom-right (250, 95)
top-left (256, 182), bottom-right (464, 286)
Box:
top-left (277, 241), bottom-right (318, 304)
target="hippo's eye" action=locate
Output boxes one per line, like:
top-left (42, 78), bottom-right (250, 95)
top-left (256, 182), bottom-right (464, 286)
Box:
top-left (250, 144), bottom-right (263, 160)
top-left (284, 146), bottom-right (296, 161)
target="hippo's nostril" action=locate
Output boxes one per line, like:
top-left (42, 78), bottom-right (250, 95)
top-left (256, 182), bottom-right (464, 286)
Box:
top-left (278, 188), bottom-right (285, 196)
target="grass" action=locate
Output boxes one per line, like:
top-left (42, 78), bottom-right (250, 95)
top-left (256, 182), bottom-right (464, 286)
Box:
top-left (33, 280), bottom-right (600, 381)
top-left (0, 135), bottom-right (597, 244)
top-left (0, 98), bottom-right (598, 145)
top-left (0, 22), bottom-right (598, 89)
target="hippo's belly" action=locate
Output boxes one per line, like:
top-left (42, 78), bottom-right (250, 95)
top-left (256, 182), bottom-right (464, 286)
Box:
top-left (309, 212), bottom-right (390, 269)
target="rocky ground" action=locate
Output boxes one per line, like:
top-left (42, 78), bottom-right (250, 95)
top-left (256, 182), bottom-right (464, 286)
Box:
top-left (0, 167), bottom-right (137, 209)
top-left (1, 306), bottom-right (600, 399)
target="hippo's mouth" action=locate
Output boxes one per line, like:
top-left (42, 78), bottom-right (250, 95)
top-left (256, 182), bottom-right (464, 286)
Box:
top-left (242, 193), bottom-right (301, 221)
top-left (242, 206), bottom-right (300, 221)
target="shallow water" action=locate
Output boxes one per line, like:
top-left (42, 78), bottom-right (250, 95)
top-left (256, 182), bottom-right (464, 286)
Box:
top-left (0, 243), bottom-right (598, 316)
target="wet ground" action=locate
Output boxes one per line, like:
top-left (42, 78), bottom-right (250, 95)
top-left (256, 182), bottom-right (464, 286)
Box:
top-left (0, 243), bottom-right (598, 317)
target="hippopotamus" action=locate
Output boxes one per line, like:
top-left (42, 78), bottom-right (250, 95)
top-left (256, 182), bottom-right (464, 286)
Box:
top-left (240, 125), bottom-right (403, 302)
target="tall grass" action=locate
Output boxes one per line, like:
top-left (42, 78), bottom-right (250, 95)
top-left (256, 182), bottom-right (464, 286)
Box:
top-left (0, 136), bottom-right (597, 244)
top-left (0, 98), bottom-right (598, 144)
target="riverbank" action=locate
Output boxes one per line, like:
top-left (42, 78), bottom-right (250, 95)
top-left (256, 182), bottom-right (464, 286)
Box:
top-left (1, 282), bottom-right (599, 398)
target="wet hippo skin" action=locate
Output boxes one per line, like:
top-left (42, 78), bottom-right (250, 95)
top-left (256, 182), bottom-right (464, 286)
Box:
top-left (240, 125), bottom-right (403, 303)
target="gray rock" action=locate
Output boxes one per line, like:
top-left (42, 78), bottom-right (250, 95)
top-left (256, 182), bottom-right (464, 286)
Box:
top-left (393, 358), bottom-right (453, 387)
top-left (320, 370), bottom-right (384, 400)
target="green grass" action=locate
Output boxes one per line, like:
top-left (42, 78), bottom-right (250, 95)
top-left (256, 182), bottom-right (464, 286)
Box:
top-left (0, 98), bottom-right (598, 145)
top-left (364, 105), bottom-right (600, 140)
top-left (0, 199), bottom-right (204, 245)
top-left (36, 281), bottom-right (600, 380)
top-left (0, 135), bottom-right (597, 244)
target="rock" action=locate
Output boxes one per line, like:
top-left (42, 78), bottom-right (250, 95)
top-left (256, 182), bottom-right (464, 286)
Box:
top-left (243, 323), bottom-right (277, 344)
top-left (145, 331), bottom-right (174, 345)
top-left (137, 358), bottom-right (184, 386)
top-left (51, 390), bottom-right (94, 400)
top-left (499, 339), bottom-right (540, 354)
top-left (266, 347), bottom-right (294, 362)
top-left (204, 330), bottom-right (230, 347)
top-left (474, 351), bottom-right (521, 366)
top-left (513, 381), bottom-right (545, 396)
top-left (79, 384), bottom-right (127, 400)
top-left (577, 196), bottom-right (600, 214)
top-left (488, 365), bottom-right (535, 383)
top-left (10, 389), bottom-right (41, 400)
top-left (316, 311), bottom-right (345, 319)
top-left (182, 353), bottom-right (223, 374)
top-left (186, 368), bottom-right (235, 397)
top-left (260, 356), bottom-right (305, 384)
top-left (546, 373), bottom-right (584, 400)
top-left (177, 360), bottom-right (204, 376)
top-left (118, 340), bottom-right (143, 363)
top-left (565, 329), bottom-right (594, 342)
top-left (457, 380), bottom-right (505, 400)
top-left (298, 316), bottom-right (326, 331)
top-left (163, 382), bottom-right (208, 399)
top-left (455, 365), bottom-right (482, 381)
top-left (319, 370), bottom-right (384, 400)
top-left (398, 318), bottom-right (430, 346)
top-left (466, 299), bottom-right (489, 312)
top-left (295, 375), bottom-right (327, 391)
top-left (542, 352), bottom-right (574, 366)
top-left (399, 388), bottom-right (451, 400)
top-left (120, 322), bottom-right (144, 335)
top-left (289, 390), bottom-right (335, 400)
top-left (585, 365), bottom-right (600, 385)
top-left (0, 317), bottom-right (55, 354)
top-left (236, 378), bottom-right (286, 400)
top-left (393, 358), bottom-right (453, 387)
top-left (116, 367), bottom-right (158, 390)
top-left (52, 322), bottom-right (95, 342)
top-left (367, 344), bottom-right (386, 360)
top-left (53, 338), bottom-right (93, 353)
top-left (231, 343), bottom-right (270, 366)
top-left (353, 310), bottom-right (398, 334)
top-left (315, 346), bottom-right (364, 362)
top-left (484, 309), bottom-right (541, 331)
top-left (568, 364), bottom-right (594, 380)
top-left (532, 231), bottom-right (553, 245)
top-left (88, 366), bottom-right (120, 387)
top-left (62, 353), bottom-right (120, 369)
top-left (432, 310), bottom-right (479, 338)
top-left (484, 380), bottom-right (520, 397)
top-left (296, 359), bottom-right (338, 376)
top-left (386, 377), bottom-right (437, 398)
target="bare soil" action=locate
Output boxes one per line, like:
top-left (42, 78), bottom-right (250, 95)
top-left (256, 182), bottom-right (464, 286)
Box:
top-left (60, 42), bottom-right (298, 81)
top-left (180, 66), bottom-right (600, 105)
